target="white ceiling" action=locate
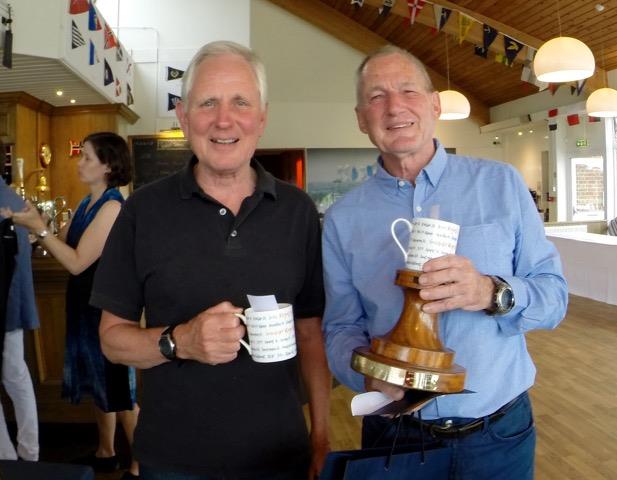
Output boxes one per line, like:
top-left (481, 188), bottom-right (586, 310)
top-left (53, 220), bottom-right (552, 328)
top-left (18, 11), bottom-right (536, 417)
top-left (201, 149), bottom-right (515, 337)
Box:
top-left (0, 53), bottom-right (109, 106)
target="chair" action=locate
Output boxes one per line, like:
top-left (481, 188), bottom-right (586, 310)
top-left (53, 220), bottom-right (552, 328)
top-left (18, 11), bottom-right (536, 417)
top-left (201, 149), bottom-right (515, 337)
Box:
top-left (608, 217), bottom-right (617, 236)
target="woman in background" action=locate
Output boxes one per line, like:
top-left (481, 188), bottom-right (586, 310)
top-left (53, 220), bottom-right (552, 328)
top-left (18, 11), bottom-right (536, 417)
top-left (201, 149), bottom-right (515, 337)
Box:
top-left (1, 132), bottom-right (139, 480)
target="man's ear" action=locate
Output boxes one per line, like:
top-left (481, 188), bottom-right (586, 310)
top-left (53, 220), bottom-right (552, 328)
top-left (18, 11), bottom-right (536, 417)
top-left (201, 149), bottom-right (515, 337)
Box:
top-left (356, 106), bottom-right (368, 134)
top-left (175, 100), bottom-right (189, 135)
top-left (431, 91), bottom-right (441, 119)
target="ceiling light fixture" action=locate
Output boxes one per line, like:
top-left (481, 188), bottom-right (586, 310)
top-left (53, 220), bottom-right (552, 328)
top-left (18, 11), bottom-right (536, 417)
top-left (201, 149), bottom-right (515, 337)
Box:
top-left (439, 35), bottom-right (470, 120)
top-left (533, 0), bottom-right (595, 82)
top-left (56, 90), bottom-right (63, 96)
top-left (586, 44), bottom-right (617, 117)
top-left (70, 98), bottom-right (76, 104)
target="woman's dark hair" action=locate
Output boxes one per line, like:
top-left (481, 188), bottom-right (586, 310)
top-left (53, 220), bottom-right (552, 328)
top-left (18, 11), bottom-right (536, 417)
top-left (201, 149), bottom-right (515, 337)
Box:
top-left (82, 132), bottom-right (132, 187)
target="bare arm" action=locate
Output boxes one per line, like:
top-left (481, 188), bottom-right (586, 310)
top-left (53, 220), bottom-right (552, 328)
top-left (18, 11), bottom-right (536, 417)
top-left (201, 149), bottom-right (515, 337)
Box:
top-left (296, 317), bottom-right (331, 479)
top-left (3, 199), bottom-right (121, 275)
top-left (99, 301), bottom-right (247, 369)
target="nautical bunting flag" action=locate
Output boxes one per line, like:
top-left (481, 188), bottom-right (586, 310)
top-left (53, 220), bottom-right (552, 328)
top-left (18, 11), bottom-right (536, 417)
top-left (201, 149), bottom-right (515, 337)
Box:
top-left (433, 5), bottom-right (452, 32)
top-left (88, 2), bottom-right (102, 31)
top-left (115, 78), bottom-right (122, 97)
top-left (351, 0), bottom-right (364, 8)
top-left (104, 23), bottom-right (118, 49)
top-left (588, 115), bottom-right (601, 123)
top-left (167, 66), bottom-right (185, 81)
top-left (569, 79), bottom-right (586, 96)
top-left (521, 47), bottom-right (548, 90)
top-left (474, 46), bottom-right (488, 58)
top-left (71, 20), bottom-right (86, 49)
top-left (103, 59), bottom-right (114, 86)
top-left (69, 141), bottom-right (83, 156)
top-left (127, 62), bottom-right (133, 74)
top-left (168, 93), bottom-right (182, 111)
top-left (548, 108), bottom-right (558, 131)
top-left (407, 0), bottom-right (425, 25)
top-left (567, 114), bottom-right (580, 126)
top-left (548, 83), bottom-right (559, 95)
top-left (89, 40), bottom-right (99, 65)
top-left (127, 84), bottom-right (134, 106)
top-left (116, 46), bottom-right (124, 62)
top-left (503, 36), bottom-right (523, 66)
top-left (494, 53), bottom-right (508, 66)
top-left (458, 13), bottom-right (473, 45)
top-left (69, 0), bottom-right (89, 15)
top-left (482, 24), bottom-right (497, 56)
top-left (379, 0), bottom-right (395, 16)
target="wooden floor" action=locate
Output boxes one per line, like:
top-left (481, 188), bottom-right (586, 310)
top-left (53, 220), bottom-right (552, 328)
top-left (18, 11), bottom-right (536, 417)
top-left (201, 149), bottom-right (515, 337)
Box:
top-left (326, 295), bottom-right (617, 480)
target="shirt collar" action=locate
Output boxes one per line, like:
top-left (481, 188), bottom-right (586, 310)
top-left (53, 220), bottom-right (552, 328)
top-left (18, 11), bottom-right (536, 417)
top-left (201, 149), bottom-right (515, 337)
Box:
top-left (373, 139), bottom-right (448, 190)
top-left (179, 156), bottom-right (277, 200)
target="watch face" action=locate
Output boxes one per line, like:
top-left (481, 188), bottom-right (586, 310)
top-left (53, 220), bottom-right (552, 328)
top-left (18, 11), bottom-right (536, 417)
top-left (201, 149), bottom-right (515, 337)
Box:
top-left (159, 334), bottom-right (175, 359)
top-left (498, 286), bottom-right (514, 311)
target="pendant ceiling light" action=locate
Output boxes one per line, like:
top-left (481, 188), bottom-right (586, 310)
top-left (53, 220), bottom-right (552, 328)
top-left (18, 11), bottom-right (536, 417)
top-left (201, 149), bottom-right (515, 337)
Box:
top-left (439, 36), bottom-right (470, 120)
top-left (533, 1), bottom-right (595, 83)
top-left (586, 43), bottom-right (617, 117)
top-left (586, 88), bottom-right (617, 117)
top-left (534, 37), bottom-right (595, 82)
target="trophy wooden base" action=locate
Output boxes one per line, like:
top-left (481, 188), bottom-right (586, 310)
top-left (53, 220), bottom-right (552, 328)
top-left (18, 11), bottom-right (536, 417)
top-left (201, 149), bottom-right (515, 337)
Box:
top-left (351, 268), bottom-right (466, 394)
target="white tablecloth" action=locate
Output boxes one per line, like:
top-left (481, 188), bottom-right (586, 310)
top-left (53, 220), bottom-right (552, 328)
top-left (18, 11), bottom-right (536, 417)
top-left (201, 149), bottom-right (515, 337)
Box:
top-left (546, 232), bottom-right (617, 306)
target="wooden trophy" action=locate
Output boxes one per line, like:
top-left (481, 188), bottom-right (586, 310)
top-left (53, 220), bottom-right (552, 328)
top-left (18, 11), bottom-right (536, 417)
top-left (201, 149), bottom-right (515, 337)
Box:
top-left (351, 217), bottom-right (466, 405)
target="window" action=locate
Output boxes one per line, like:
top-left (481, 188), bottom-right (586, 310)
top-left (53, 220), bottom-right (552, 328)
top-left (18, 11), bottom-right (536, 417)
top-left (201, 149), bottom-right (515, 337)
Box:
top-left (570, 156), bottom-right (605, 221)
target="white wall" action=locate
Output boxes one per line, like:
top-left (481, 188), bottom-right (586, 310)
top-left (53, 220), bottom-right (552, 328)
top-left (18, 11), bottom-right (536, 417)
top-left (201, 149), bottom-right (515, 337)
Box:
top-left (96, 0), bottom-right (250, 135)
top-left (11, 0), bottom-right (64, 58)
top-left (252, 0), bottom-right (500, 157)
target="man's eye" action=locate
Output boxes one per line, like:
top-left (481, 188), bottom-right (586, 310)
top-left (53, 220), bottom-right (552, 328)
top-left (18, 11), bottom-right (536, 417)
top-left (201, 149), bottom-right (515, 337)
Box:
top-left (236, 99), bottom-right (249, 107)
top-left (370, 94), bottom-right (384, 102)
top-left (201, 100), bottom-right (215, 107)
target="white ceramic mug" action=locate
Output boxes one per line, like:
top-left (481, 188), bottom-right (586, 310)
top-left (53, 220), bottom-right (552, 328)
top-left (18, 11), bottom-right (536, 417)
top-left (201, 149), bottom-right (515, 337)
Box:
top-left (391, 217), bottom-right (460, 271)
top-left (235, 303), bottom-right (297, 363)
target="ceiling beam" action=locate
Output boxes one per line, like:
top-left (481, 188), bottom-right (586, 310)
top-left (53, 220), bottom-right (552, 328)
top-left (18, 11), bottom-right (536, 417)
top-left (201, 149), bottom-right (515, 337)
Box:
top-left (362, 0), bottom-right (604, 94)
top-left (266, 0), bottom-right (490, 125)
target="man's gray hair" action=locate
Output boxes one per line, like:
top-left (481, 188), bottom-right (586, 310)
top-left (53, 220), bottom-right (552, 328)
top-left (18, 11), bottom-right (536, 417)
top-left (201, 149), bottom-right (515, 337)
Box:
top-left (355, 45), bottom-right (434, 106)
top-left (181, 40), bottom-right (268, 109)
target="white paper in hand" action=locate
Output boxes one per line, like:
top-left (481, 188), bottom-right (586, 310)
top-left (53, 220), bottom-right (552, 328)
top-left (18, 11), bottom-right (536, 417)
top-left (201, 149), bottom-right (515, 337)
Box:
top-left (247, 294), bottom-right (278, 312)
top-left (350, 391), bottom-right (394, 416)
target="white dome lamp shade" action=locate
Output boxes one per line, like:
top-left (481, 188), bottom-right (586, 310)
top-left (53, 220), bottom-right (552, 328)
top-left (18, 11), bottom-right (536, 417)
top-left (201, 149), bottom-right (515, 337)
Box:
top-left (586, 87), bottom-right (617, 117)
top-left (439, 90), bottom-right (471, 120)
top-left (533, 37), bottom-right (595, 83)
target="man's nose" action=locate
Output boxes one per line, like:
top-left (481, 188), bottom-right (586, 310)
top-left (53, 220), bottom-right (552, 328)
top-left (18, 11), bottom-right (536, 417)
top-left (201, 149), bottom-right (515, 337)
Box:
top-left (385, 93), bottom-right (404, 115)
top-left (215, 104), bottom-right (232, 126)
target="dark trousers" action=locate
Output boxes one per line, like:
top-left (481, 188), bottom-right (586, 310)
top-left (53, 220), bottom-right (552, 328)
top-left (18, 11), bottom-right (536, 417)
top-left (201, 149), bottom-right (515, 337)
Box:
top-left (361, 392), bottom-right (536, 480)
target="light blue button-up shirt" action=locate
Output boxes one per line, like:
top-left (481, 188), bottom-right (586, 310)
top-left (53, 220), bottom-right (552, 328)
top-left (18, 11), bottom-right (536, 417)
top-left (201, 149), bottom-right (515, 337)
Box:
top-left (322, 141), bottom-right (568, 419)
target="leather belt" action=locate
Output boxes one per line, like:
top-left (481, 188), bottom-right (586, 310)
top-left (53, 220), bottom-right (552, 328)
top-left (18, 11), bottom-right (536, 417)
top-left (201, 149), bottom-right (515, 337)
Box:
top-left (407, 393), bottom-right (523, 438)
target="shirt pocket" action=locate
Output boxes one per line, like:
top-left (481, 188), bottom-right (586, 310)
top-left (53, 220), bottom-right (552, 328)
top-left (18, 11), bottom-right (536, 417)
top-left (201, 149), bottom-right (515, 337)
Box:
top-left (456, 223), bottom-right (514, 276)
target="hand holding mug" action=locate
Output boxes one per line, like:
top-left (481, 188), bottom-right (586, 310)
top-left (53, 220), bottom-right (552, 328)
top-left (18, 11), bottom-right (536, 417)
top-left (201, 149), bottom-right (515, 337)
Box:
top-left (178, 301), bottom-right (245, 365)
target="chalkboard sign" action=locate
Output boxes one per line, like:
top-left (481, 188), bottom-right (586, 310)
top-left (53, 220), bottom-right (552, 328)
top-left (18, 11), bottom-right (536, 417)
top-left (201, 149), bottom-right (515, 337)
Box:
top-left (129, 135), bottom-right (191, 190)
top-left (129, 134), bottom-right (305, 190)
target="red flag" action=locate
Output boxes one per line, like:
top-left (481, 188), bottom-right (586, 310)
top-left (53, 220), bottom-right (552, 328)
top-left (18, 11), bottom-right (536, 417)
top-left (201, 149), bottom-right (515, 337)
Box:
top-left (548, 109), bottom-right (558, 117)
top-left (69, 0), bottom-right (89, 14)
top-left (588, 115), bottom-right (601, 123)
top-left (407, 0), bottom-right (426, 25)
top-left (69, 141), bottom-right (83, 156)
top-left (567, 114), bottom-right (580, 126)
top-left (548, 83), bottom-right (559, 95)
top-left (104, 24), bottom-right (118, 49)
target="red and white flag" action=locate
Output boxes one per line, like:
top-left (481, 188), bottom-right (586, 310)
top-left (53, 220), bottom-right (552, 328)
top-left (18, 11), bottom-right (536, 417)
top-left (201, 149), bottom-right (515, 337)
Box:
top-left (408, 0), bottom-right (426, 25)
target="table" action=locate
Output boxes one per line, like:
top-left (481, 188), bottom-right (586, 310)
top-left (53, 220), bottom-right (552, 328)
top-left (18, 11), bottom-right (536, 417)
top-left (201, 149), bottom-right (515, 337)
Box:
top-left (546, 231), bottom-right (617, 306)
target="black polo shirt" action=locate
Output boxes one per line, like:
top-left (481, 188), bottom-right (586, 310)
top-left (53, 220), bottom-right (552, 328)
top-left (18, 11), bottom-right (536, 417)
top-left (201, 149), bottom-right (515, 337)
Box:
top-left (91, 157), bottom-right (324, 477)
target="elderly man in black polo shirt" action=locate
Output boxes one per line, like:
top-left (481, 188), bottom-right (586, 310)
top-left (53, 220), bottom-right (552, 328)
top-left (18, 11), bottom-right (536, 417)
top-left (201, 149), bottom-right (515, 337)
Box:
top-left (91, 41), bottom-right (331, 480)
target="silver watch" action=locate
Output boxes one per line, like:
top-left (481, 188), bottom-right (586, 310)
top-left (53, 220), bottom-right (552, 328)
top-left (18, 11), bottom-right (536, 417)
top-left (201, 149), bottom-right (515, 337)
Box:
top-left (485, 275), bottom-right (515, 316)
top-left (36, 229), bottom-right (50, 240)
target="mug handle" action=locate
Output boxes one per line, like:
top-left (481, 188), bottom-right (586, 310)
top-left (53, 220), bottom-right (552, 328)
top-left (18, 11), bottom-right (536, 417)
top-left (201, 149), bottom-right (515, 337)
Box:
top-left (233, 313), bottom-right (251, 355)
top-left (390, 218), bottom-right (413, 262)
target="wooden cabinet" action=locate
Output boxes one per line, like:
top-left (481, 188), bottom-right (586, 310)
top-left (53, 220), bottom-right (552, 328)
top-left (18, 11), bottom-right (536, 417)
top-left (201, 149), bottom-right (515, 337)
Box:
top-left (0, 101), bottom-right (16, 144)
top-left (28, 257), bottom-right (94, 422)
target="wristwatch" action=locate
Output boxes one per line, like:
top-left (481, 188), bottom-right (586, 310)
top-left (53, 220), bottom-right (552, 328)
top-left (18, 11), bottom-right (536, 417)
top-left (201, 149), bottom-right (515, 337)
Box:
top-left (485, 275), bottom-right (515, 316)
top-left (36, 228), bottom-right (50, 240)
top-left (158, 325), bottom-right (177, 360)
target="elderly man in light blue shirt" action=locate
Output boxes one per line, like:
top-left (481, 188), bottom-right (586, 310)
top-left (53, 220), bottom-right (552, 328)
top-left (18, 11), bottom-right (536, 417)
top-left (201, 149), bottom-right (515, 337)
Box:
top-left (322, 45), bottom-right (567, 479)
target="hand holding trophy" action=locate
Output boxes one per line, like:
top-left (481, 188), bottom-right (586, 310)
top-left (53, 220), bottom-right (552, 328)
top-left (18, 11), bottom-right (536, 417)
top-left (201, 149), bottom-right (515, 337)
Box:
top-left (351, 216), bottom-right (467, 412)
